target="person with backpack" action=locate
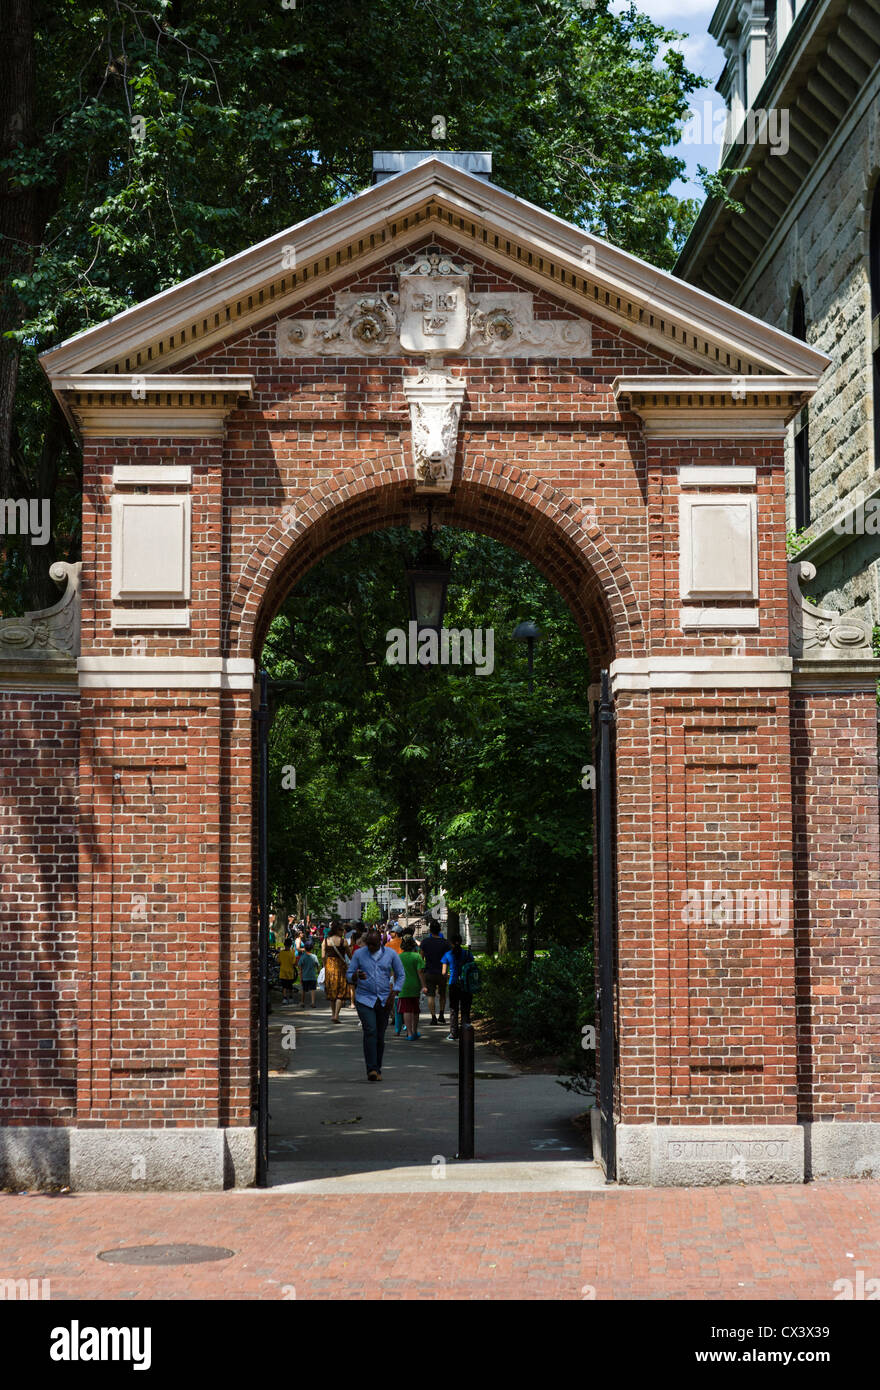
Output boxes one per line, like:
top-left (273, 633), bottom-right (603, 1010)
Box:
top-left (298, 941), bottom-right (320, 1008)
top-left (440, 933), bottom-right (480, 1041)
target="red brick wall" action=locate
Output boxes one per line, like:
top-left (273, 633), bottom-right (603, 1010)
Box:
top-left (0, 692), bottom-right (79, 1125)
top-left (791, 691), bottom-right (880, 1120)
top-left (74, 692), bottom-right (230, 1127)
top-left (9, 234), bottom-right (872, 1140)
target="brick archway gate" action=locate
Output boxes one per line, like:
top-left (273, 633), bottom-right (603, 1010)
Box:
top-left (2, 155), bottom-right (879, 1189)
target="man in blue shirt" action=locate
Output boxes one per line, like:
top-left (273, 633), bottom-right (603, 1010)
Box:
top-left (346, 928), bottom-right (405, 1081)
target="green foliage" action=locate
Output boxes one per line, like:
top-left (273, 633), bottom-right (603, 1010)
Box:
top-left (361, 900), bottom-right (380, 925)
top-left (3, 0), bottom-right (705, 609)
top-left (695, 165), bottom-right (748, 215)
top-left (473, 945), bottom-right (595, 1071)
top-left (263, 527), bottom-right (593, 939)
top-left (786, 526), bottom-right (813, 558)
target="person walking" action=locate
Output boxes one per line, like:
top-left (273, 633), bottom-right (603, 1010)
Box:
top-left (386, 925), bottom-right (406, 1034)
top-left (441, 934), bottom-right (476, 1041)
top-left (322, 923), bottom-right (350, 1022)
top-left (278, 939), bottom-right (298, 1003)
top-left (398, 934), bottom-right (427, 1041)
top-left (346, 928), bottom-right (404, 1081)
top-left (420, 920), bottom-right (448, 1026)
top-left (298, 940), bottom-right (319, 1008)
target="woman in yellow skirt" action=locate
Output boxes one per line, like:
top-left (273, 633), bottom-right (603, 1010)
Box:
top-left (322, 925), bottom-right (350, 1022)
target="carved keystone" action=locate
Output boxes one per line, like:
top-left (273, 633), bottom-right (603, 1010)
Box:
top-left (402, 371), bottom-right (466, 493)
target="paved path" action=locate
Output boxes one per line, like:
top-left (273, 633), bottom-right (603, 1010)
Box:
top-left (267, 998), bottom-right (600, 1190)
top-left (1, 1185), bottom-right (878, 1300)
top-left (3, 1001), bottom-right (878, 1301)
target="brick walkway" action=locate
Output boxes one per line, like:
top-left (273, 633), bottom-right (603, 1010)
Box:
top-left (1, 1182), bottom-right (878, 1300)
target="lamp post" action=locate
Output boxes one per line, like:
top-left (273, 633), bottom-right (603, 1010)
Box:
top-left (406, 501), bottom-right (451, 635)
top-left (512, 620), bottom-right (542, 961)
top-left (512, 619), bottom-right (541, 694)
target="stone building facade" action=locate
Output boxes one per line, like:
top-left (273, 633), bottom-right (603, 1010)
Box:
top-left (1, 153), bottom-right (878, 1189)
top-left (677, 0), bottom-right (880, 624)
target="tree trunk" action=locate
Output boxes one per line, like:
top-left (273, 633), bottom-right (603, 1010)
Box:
top-left (0, 0), bottom-right (37, 496)
top-left (485, 908), bottom-right (496, 955)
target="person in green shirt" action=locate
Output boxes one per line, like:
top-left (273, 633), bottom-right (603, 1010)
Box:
top-left (397, 934), bottom-right (427, 1040)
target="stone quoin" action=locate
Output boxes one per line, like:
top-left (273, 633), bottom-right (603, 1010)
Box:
top-left (1, 153), bottom-right (878, 1189)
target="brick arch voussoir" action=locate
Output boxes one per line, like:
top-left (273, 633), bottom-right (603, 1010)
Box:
top-left (461, 455), bottom-right (644, 661)
top-left (227, 453), bottom-right (644, 663)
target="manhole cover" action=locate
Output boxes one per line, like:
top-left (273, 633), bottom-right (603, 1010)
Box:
top-left (98, 1244), bottom-right (234, 1266)
top-left (322, 1115), bottom-right (362, 1126)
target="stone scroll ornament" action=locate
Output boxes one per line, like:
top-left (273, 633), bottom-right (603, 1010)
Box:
top-left (787, 559), bottom-right (872, 658)
top-left (275, 249), bottom-right (592, 359)
top-left (402, 370), bottom-right (466, 493)
top-left (0, 561), bottom-right (82, 659)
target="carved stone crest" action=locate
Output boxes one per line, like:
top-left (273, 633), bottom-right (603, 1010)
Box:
top-left (397, 251), bottom-right (470, 354)
top-left (402, 370), bottom-right (466, 492)
top-left (276, 246), bottom-right (592, 360)
top-left (278, 291), bottom-right (400, 357)
top-left (788, 560), bottom-right (872, 658)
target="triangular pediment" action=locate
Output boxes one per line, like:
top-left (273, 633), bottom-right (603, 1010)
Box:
top-left (40, 156), bottom-right (828, 388)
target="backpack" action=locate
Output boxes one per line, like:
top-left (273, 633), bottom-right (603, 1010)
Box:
top-left (459, 954), bottom-right (481, 994)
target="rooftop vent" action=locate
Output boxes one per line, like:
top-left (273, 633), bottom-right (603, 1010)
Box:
top-left (372, 150), bottom-right (492, 185)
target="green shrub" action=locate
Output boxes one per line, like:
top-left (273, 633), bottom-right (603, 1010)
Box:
top-left (473, 944), bottom-right (595, 1073)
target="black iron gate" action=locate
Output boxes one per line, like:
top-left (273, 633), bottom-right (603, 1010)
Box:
top-left (594, 669), bottom-right (617, 1181)
top-left (254, 669), bottom-right (270, 1186)
top-left (254, 670), bottom-right (308, 1186)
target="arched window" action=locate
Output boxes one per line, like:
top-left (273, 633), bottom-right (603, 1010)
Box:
top-left (792, 288), bottom-right (810, 528)
top-left (870, 183), bottom-right (880, 468)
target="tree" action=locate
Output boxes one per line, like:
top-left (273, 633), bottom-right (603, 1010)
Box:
top-left (263, 528), bottom-right (593, 948)
top-left (1, 0), bottom-right (704, 608)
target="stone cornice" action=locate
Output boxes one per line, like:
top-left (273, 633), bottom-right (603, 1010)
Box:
top-left (38, 159), bottom-right (828, 389)
top-left (0, 658), bottom-right (79, 692)
top-left (613, 374), bottom-right (816, 437)
top-left (49, 374), bottom-right (255, 438)
top-left (791, 658), bottom-right (880, 689)
top-left (676, 0), bottom-right (868, 300)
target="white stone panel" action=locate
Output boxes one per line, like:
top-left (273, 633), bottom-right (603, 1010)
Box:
top-left (679, 465), bottom-right (757, 486)
top-left (680, 606), bottom-right (760, 628)
top-left (112, 464), bottom-right (192, 485)
top-left (110, 608), bottom-right (191, 629)
top-left (111, 495), bottom-right (191, 600)
top-left (679, 493), bottom-right (758, 599)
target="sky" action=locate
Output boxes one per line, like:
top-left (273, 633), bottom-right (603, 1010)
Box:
top-left (613, 0), bottom-right (729, 203)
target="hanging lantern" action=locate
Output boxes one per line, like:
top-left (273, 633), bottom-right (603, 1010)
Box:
top-left (405, 503), bottom-right (451, 635)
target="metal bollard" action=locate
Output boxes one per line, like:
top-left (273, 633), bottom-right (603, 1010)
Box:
top-left (456, 1023), bottom-right (475, 1159)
